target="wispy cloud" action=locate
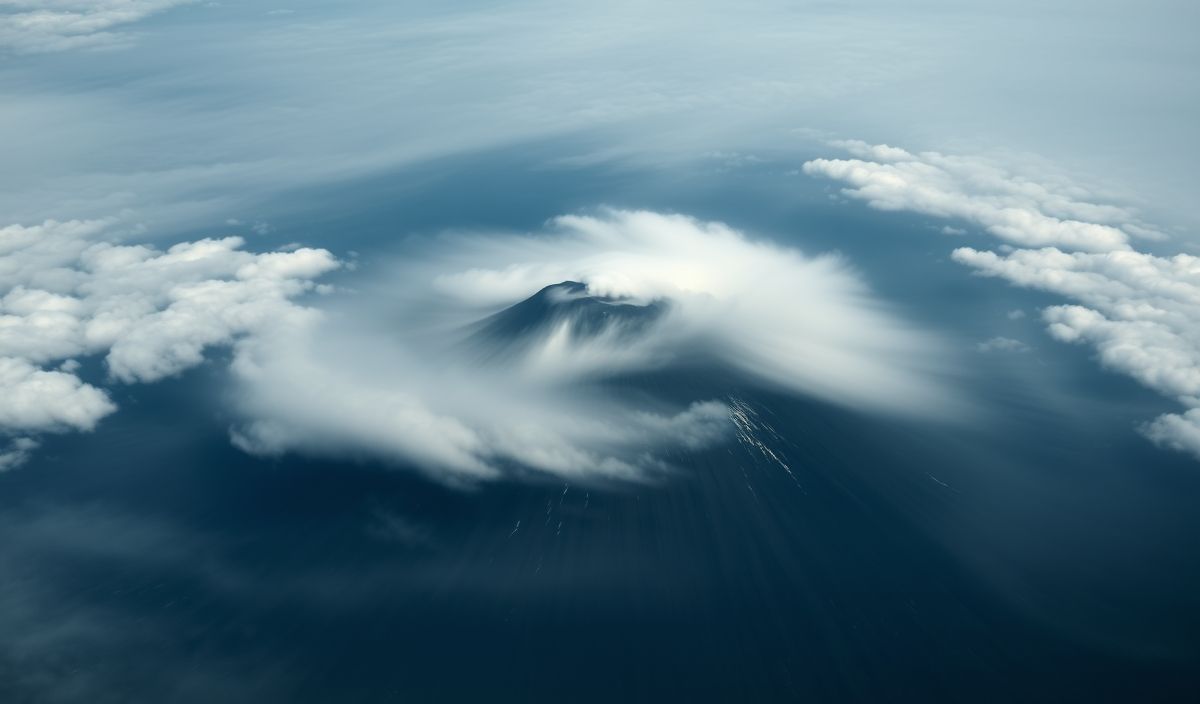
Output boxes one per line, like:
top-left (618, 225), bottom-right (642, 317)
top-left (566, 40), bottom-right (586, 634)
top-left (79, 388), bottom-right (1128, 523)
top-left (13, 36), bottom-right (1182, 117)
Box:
top-left (1, 2), bottom-right (1195, 238)
top-left (229, 209), bottom-right (959, 484)
top-left (975, 337), bottom-right (1030, 354)
top-left (804, 140), bottom-right (1162, 252)
top-left (0, 0), bottom-right (191, 53)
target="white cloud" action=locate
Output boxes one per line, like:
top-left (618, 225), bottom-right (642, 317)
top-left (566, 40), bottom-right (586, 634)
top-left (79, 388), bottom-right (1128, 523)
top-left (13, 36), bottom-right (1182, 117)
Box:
top-left (0, 356), bottom-right (115, 432)
top-left (0, 2), bottom-right (973, 229)
top-left (228, 209), bottom-right (960, 484)
top-left (0, 436), bottom-right (38, 472)
top-left (829, 139), bottom-right (914, 163)
top-left (1142, 410), bottom-right (1200, 461)
top-left (809, 141), bottom-right (1200, 461)
top-left (0, 0), bottom-right (191, 53)
top-left (231, 337), bottom-right (733, 483)
top-left (433, 210), bottom-right (960, 414)
top-left (0, 217), bottom-right (338, 469)
top-left (803, 144), bottom-right (1163, 252)
top-left (1006, 309), bottom-right (1025, 320)
top-left (1, 1), bottom-right (1197, 244)
top-left (951, 248), bottom-right (1200, 407)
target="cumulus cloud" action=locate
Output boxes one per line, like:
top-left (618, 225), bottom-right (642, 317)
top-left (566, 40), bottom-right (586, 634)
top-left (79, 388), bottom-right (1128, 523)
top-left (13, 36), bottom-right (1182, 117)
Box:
top-left (952, 246), bottom-right (1200, 457)
top-left (804, 140), bottom-right (1162, 252)
top-left (0, 437), bottom-right (38, 472)
top-left (808, 140), bottom-right (1200, 461)
top-left (0, 217), bottom-right (338, 469)
top-left (0, 0), bottom-right (191, 53)
top-left (1142, 410), bottom-right (1200, 461)
top-left (0, 357), bottom-right (115, 432)
top-left (1, 209), bottom-right (954, 482)
top-left (228, 209), bottom-right (959, 483)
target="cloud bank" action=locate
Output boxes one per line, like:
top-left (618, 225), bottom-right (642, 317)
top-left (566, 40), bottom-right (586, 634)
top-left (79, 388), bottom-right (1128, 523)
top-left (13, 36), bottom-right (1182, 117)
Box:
top-left (228, 209), bottom-right (958, 483)
top-left (804, 140), bottom-right (1162, 252)
top-left (0, 217), bottom-right (338, 469)
top-left (0, 0), bottom-right (191, 53)
top-left (6, 0), bottom-right (1196, 244)
top-left (806, 141), bottom-right (1200, 461)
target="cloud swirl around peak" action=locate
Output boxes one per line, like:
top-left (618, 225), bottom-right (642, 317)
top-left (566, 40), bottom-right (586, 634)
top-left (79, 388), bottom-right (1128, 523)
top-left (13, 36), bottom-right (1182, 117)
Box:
top-left (228, 209), bottom-right (959, 484)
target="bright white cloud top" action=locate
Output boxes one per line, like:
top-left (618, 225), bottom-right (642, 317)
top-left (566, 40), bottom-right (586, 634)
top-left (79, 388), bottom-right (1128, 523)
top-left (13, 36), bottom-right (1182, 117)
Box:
top-left (0, 209), bottom-right (956, 480)
top-left (0, 218), bottom-right (338, 469)
top-left (807, 141), bottom-right (1200, 461)
top-left (803, 140), bottom-right (1163, 252)
top-left (229, 210), bottom-right (958, 483)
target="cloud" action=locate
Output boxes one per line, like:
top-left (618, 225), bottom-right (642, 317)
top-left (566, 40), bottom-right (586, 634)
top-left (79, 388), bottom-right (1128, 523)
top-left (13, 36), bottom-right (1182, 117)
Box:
top-left (1, 1), bottom-right (1197, 241)
top-left (975, 337), bottom-right (1029, 354)
top-left (0, 217), bottom-right (338, 469)
top-left (228, 209), bottom-right (959, 484)
top-left (230, 318), bottom-right (735, 482)
top-left (809, 141), bottom-right (1200, 461)
top-left (803, 142), bottom-right (1163, 252)
top-left (449, 211), bottom-right (958, 409)
top-left (0, 436), bottom-right (38, 472)
top-left (0, 0), bottom-right (192, 53)
top-left (1, 208), bottom-right (955, 482)
top-left (952, 248), bottom-right (1200, 408)
top-left (1142, 410), bottom-right (1200, 461)
top-left (0, 2), bottom-right (984, 229)
top-left (0, 357), bottom-right (115, 433)
top-left (0, 1), bottom-right (945, 229)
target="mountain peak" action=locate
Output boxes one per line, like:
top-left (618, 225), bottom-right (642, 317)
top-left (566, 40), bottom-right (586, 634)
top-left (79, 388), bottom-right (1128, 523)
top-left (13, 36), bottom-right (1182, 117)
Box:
top-left (469, 281), bottom-right (664, 345)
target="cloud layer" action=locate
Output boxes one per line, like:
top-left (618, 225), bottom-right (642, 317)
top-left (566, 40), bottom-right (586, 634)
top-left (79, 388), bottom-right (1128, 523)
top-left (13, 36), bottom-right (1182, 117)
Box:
top-left (5, 0), bottom-right (1196, 243)
top-left (228, 209), bottom-right (958, 483)
top-left (0, 0), bottom-right (191, 53)
top-left (807, 142), bottom-right (1200, 461)
top-left (804, 140), bottom-right (1162, 252)
top-left (0, 218), bottom-right (338, 469)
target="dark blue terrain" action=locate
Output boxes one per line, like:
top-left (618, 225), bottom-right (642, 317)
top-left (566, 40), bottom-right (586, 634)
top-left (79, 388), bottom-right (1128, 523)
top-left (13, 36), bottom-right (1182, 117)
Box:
top-left (3, 302), bottom-right (1199, 703)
